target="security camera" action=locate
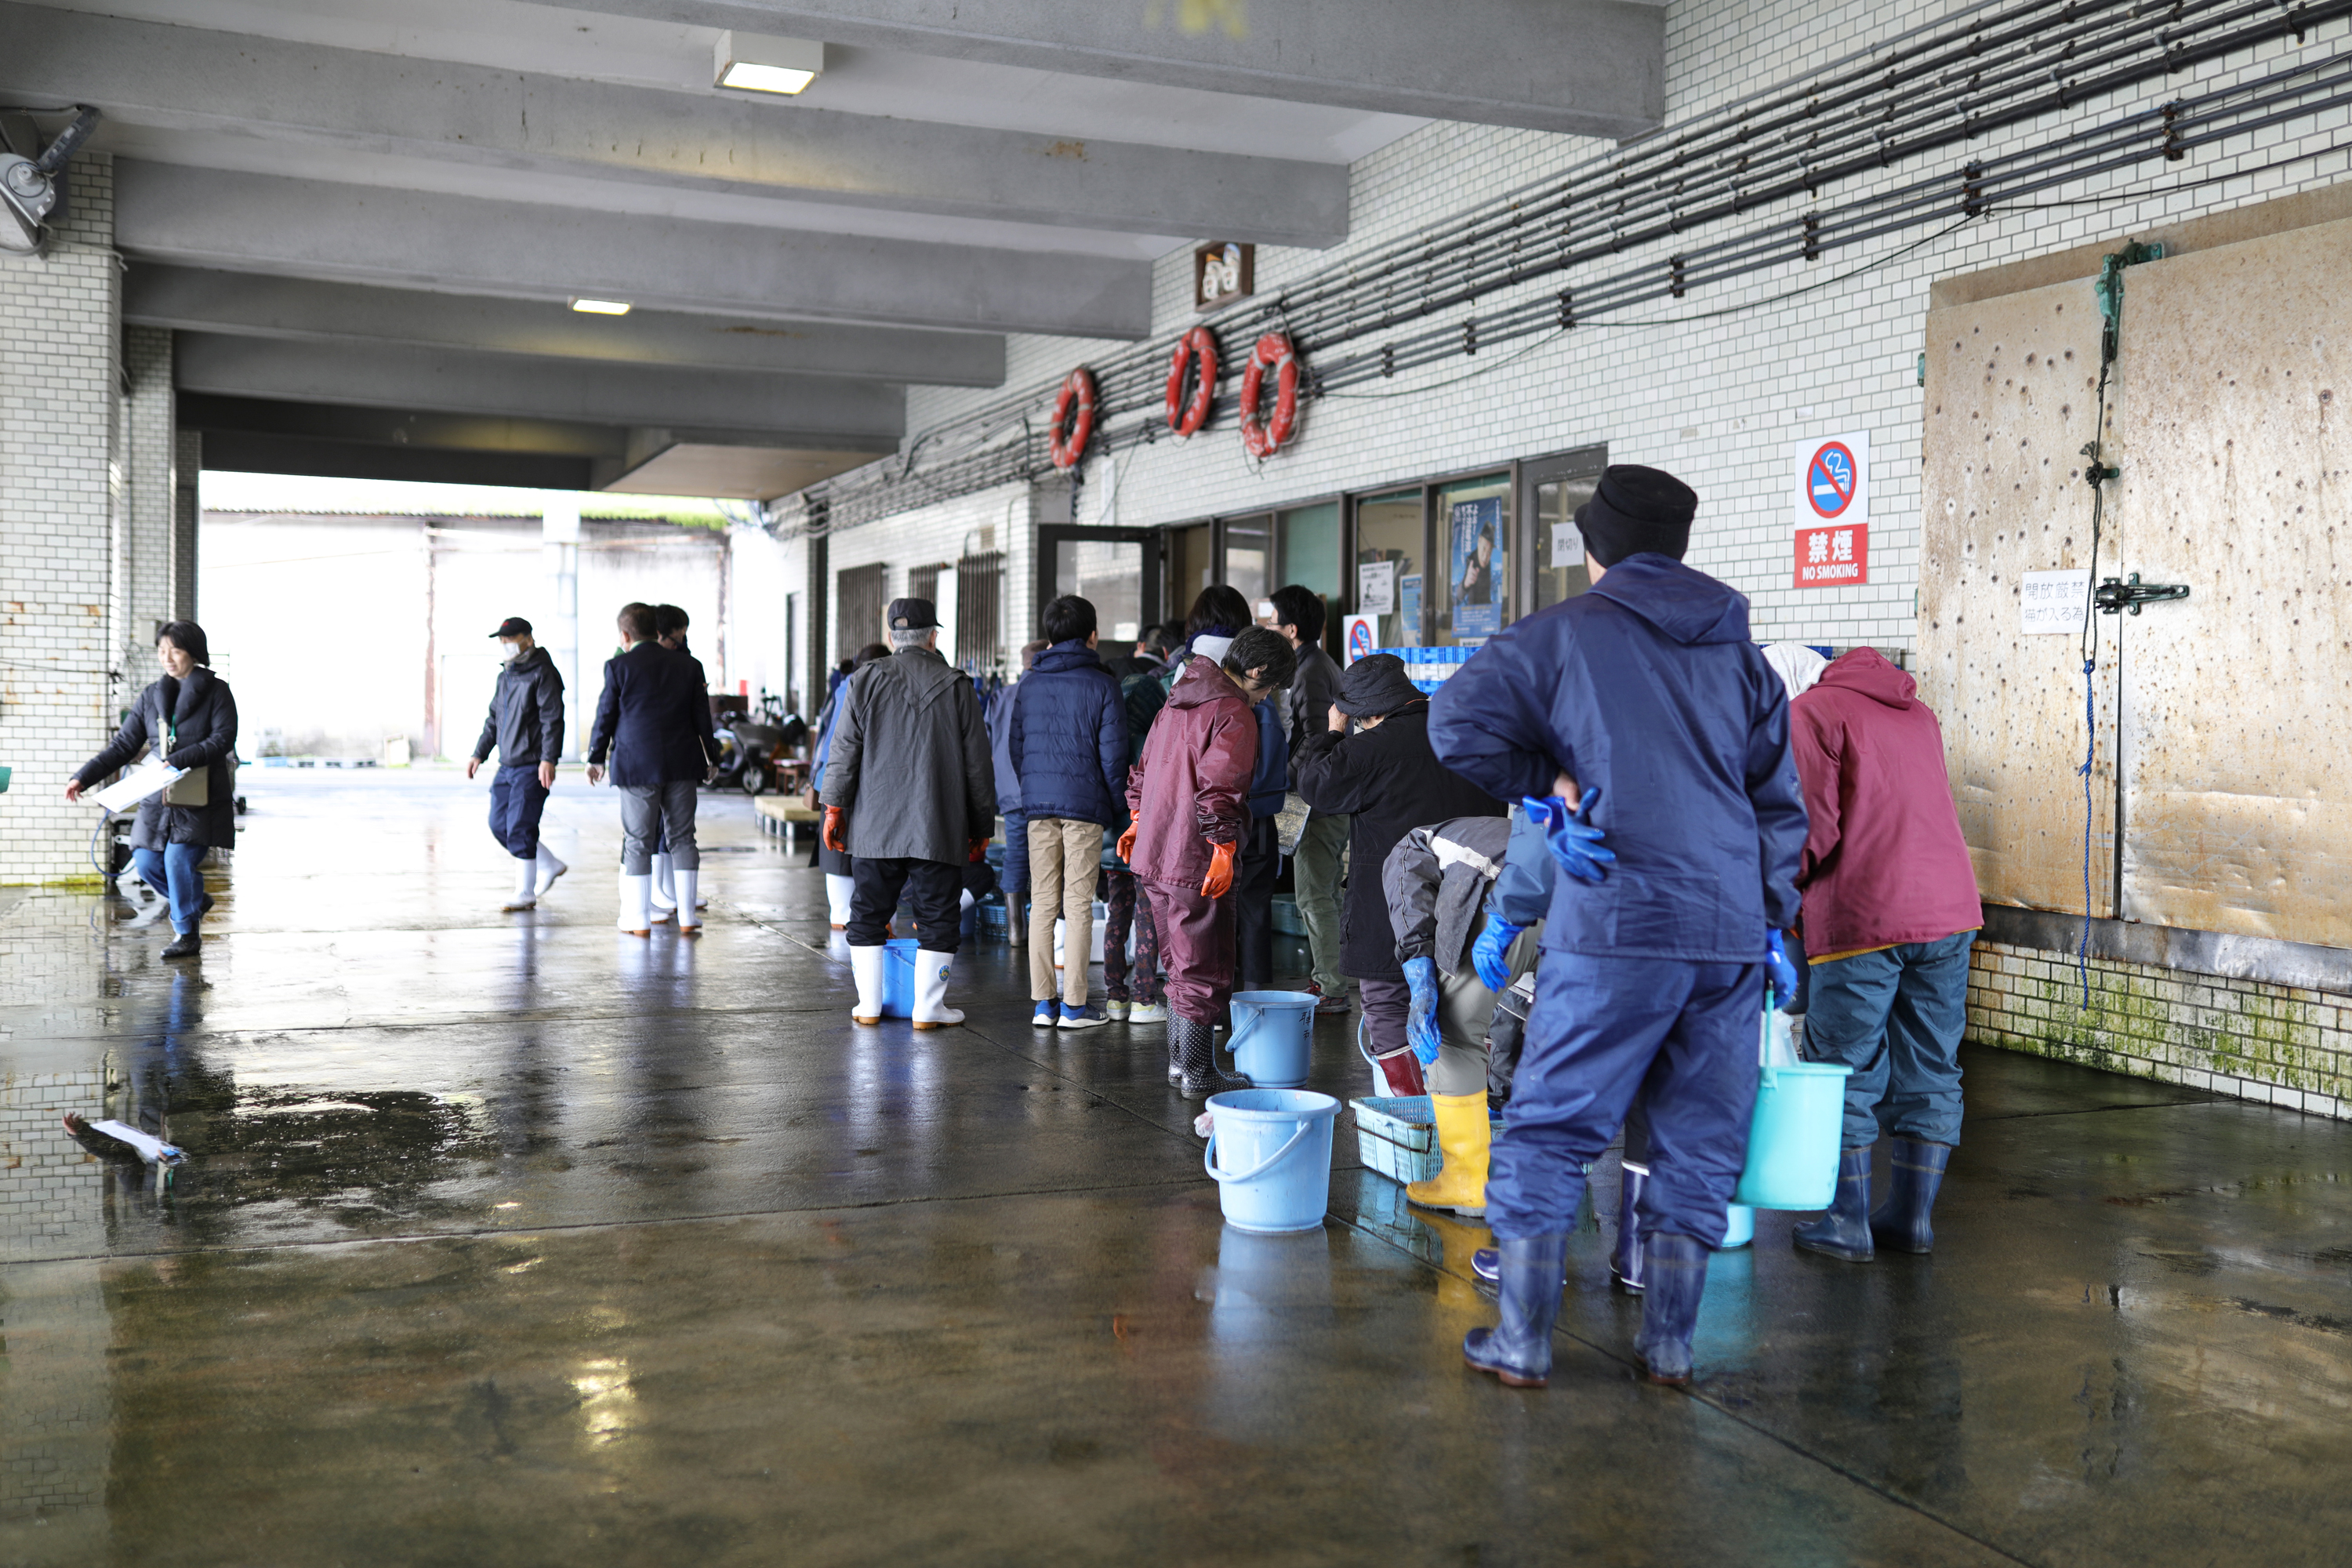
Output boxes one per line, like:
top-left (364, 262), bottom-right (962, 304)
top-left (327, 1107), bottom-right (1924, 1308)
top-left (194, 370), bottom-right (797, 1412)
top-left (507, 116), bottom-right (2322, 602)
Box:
top-left (0, 106), bottom-right (100, 257)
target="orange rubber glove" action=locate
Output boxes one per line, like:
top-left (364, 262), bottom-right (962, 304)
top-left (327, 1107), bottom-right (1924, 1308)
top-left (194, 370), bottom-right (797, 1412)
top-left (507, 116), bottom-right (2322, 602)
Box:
top-left (822, 806), bottom-right (848, 853)
top-left (1116, 822), bottom-right (1139, 863)
top-left (967, 837), bottom-right (990, 864)
top-left (1200, 837), bottom-right (1237, 898)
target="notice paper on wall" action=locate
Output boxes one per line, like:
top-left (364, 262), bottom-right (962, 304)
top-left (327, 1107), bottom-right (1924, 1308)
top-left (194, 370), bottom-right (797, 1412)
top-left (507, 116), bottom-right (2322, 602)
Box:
top-left (2020, 569), bottom-right (2092, 635)
top-left (91, 759), bottom-right (183, 815)
top-left (1356, 559), bottom-right (1397, 615)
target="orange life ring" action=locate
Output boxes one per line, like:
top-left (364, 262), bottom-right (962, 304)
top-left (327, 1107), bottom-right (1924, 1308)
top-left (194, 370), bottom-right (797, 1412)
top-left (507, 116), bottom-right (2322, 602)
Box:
top-left (1047, 366), bottom-right (1096, 470)
top-left (1164, 326), bottom-right (1218, 437)
top-left (1239, 332), bottom-right (1300, 459)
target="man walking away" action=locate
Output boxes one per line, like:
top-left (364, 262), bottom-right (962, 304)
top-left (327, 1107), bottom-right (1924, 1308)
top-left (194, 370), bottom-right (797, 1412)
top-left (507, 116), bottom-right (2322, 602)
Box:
top-left (1430, 464), bottom-right (1806, 1389)
top-left (646, 604), bottom-right (714, 924)
top-left (467, 615), bottom-right (567, 911)
top-left (1011, 596), bottom-right (1130, 1029)
top-left (1787, 647), bottom-right (1981, 1262)
top-left (1270, 585), bottom-right (1351, 1015)
top-left (1294, 654), bottom-right (1503, 1098)
top-left (653, 605), bottom-right (719, 932)
top-left (586, 602), bottom-right (706, 937)
top-left (1123, 626), bottom-right (1295, 1096)
top-left (820, 598), bottom-right (996, 1029)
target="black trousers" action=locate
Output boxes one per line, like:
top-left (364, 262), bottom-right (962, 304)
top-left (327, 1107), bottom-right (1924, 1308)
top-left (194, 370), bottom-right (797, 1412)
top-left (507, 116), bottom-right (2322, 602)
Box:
top-left (848, 857), bottom-right (963, 953)
top-left (1233, 815), bottom-right (1279, 991)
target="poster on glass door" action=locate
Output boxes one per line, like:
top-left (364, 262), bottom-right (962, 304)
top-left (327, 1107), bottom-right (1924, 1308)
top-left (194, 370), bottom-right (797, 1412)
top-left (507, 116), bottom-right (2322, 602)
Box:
top-left (1450, 496), bottom-right (1504, 638)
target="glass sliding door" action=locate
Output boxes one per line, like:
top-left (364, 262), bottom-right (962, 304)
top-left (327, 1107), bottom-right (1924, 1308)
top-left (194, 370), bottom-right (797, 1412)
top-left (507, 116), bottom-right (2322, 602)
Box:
top-left (1221, 514), bottom-right (1272, 615)
top-left (1168, 523), bottom-right (1213, 622)
top-left (1038, 527), bottom-right (1160, 650)
top-left (1433, 471), bottom-right (1511, 646)
top-left (1352, 488), bottom-right (1425, 648)
top-left (1278, 501), bottom-right (1342, 601)
top-left (1521, 446), bottom-right (1606, 615)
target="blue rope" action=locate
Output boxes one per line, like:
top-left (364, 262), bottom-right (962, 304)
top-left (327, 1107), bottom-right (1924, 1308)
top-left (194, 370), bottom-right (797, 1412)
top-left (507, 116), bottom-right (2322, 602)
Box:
top-left (2077, 656), bottom-right (2096, 1009)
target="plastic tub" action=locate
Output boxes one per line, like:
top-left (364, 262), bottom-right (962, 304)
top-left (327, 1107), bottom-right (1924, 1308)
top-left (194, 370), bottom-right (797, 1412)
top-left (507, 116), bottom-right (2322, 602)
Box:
top-left (1203, 1088), bottom-right (1341, 1234)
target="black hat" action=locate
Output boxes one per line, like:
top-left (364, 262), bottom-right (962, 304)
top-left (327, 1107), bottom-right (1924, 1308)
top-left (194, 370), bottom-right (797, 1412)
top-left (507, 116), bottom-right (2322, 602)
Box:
top-left (887, 597), bottom-right (939, 632)
top-left (1335, 653), bottom-right (1423, 717)
top-left (1574, 465), bottom-right (1699, 568)
top-left (491, 616), bottom-right (533, 638)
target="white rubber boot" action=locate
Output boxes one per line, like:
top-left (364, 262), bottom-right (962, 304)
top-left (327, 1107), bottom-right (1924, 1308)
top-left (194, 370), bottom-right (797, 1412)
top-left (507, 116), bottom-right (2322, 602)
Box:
top-left (534, 848), bottom-right (568, 898)
top-left (617, 872), bottom-right (653, 936)
top-left (825, 873), bottom-right (854, 928)
top-left (674, 869), bottom-right (701, 934)
top-left (912, 949), bottom-right (964, 1030)
top-left (848, 944), bottom-right (886, 1024)
top-left (650, 851), bottom-right (677, 920)
top-left (503, 856), bottom-right (538, 911)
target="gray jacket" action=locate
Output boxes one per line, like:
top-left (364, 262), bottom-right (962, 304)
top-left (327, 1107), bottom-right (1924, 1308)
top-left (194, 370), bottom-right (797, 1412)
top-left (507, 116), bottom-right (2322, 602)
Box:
top-left (1383, 815), bottom-right (1517, 976)
top-left (474, 645), bottom-right (565, 767)
top-left (819, 645), bottom-right (997, 864)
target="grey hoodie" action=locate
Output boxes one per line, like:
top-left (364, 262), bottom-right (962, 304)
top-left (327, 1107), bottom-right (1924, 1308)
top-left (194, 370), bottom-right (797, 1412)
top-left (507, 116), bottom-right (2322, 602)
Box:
top-left (820, 645), bottom-right (997, 863)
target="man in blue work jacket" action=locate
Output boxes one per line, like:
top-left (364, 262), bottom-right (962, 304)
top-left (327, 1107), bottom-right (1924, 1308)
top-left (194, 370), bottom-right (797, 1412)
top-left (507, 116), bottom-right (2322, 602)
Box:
top-left (1428, 464), bottom-right (1806, 1388)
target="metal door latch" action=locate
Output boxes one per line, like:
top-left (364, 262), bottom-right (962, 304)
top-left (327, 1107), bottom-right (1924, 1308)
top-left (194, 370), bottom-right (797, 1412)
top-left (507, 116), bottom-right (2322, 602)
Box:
top-left (2094, 572), bottom-right (2190, 615)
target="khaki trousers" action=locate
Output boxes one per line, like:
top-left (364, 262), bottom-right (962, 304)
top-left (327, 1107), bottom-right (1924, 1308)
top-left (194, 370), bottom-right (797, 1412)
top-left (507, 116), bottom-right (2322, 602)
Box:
top-left (1027, 817), bottom-right (1104, 1007)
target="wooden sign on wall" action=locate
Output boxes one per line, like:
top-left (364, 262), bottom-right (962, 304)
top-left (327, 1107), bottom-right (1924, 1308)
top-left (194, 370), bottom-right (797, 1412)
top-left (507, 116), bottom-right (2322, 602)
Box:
top-left (1194, 241), bottom-right (1254, 312)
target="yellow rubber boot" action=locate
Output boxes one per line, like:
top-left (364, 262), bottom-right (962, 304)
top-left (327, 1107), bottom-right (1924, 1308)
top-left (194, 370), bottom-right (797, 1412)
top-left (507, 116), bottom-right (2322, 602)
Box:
top-left (1406, 1093), bottom-right (1491, 1218)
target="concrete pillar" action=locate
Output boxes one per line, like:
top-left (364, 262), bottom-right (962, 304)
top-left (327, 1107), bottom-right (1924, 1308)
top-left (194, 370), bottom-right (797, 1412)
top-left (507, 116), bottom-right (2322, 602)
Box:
top-left (542, 493), bottom-right (582, 760)
top-left (0, 154), bottom-right (121, 884)
top-left (172, 428), bottom-right (201, 620)
top-left (120, 324), bottom-right (176, 678)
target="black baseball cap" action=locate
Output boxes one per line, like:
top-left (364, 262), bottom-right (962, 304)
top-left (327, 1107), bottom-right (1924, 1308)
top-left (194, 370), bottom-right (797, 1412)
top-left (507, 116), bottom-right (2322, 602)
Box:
top-left (887, 597), bottom-right (939, 631)
top-left (491, 616), bottom-right (533, 638)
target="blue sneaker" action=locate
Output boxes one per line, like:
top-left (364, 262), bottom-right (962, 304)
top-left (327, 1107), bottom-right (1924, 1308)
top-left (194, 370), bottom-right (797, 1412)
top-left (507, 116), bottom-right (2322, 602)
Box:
top-left (1033, 1000), bottom-right (1059, 1027)
top-left (1058, 1003), bottom-right (1109, 1030)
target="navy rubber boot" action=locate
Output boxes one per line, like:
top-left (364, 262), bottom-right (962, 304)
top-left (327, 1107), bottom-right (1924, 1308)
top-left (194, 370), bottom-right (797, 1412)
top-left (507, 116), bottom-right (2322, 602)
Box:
top-left (1870, 1138), bottom-right (1951, 1254)
top-left (1610, 1164), bottom-right (1649, 1294)
top-left (1791, 1145), bottom-right (1875, 1262)
top-left (1463, 1234), bottom-right (1570, 1388)
top-left (1634, 1232), bottom-right (1710, 1385)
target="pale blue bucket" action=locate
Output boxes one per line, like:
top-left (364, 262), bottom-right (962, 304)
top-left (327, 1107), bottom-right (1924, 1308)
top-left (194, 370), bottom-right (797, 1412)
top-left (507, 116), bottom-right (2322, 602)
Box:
top-left (880, 938), bottom-right (919, 1019)
top-left (1733, 1062), bottom-right (1853, 1209)
top-left (1228, 990), bottom-right (1317, 1088)
top-left (1203, 1089), bottom-right (1340, 1234)
top-left (1721, 1203), bottom-right (1755, 1248)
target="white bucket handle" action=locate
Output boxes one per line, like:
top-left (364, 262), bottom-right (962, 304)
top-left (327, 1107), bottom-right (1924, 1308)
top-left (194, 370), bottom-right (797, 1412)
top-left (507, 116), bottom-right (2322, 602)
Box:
top-left (1203, 1122), bottom-right (1312, 1185)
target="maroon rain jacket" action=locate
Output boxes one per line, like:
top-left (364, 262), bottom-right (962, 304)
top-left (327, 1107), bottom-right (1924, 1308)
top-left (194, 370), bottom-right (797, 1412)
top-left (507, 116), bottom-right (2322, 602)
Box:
top-left (1125, 655), bottom-right (1258, 892)
top-left (1789, 648), bottom-right (1981, 957)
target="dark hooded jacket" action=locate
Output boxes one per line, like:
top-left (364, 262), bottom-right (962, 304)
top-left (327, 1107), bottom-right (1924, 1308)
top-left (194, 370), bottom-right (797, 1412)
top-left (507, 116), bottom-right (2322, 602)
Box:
top-left (1124, 655), bottom-right (1257, 892)
top-left (1789, 648), bottom-right (1980, 956)
top-left (78, 666), bottom-right (239, 851)
top-left (1292, 700), bottom-right (1502, 978)
top-left (1428, 552), bottom-right (1806, 962)
top-left (473, 644), bottom-right (565, 768)
top-left (820, 644), bottom-right (996, 864)
top-left (1009, 640), bottom-right (1130, 828)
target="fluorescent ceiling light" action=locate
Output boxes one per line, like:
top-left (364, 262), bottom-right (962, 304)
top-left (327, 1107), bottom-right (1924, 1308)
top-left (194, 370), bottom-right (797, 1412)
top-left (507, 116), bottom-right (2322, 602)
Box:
top-left (569, 297), bottom-right (632, 316)
top-left (715, 31), bottom-right (824, 96)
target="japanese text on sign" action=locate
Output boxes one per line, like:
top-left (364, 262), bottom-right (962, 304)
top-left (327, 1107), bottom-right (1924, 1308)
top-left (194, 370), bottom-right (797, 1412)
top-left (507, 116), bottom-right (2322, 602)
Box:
top-left (1793, 523), bottom-right (1870, 587)
top-left (2020, 569), bottom-right (2092, 635)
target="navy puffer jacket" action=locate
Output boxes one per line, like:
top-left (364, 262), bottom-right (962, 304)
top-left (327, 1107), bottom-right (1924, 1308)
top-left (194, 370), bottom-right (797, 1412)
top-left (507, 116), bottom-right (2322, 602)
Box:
top-left (1009, 641), bottom-right (1131, 827)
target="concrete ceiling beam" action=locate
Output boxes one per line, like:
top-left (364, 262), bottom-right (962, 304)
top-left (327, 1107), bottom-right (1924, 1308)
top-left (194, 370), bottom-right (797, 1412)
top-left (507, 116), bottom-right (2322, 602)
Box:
top-left (116, 162), bottom-right (1152, 339)
top-left (0, 3), bottom-right (1350, 247)
top-left (176, 393), bottom-right (635, 459)
top-left (128, 267), bottom-right (1006, 388)
top-left (172, 333), bottom-right (907, 448)
top-left (194, 432), bottom-right (601, 491)
top-left (530, 0), bottom-right (1665, 139)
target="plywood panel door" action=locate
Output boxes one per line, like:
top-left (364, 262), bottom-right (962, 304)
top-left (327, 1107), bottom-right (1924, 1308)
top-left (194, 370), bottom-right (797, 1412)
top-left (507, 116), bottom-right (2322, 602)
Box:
top-left (2109, 220), bottom-right (2352, 945)
top-left (1918, 278), bottom-right (2122, 918)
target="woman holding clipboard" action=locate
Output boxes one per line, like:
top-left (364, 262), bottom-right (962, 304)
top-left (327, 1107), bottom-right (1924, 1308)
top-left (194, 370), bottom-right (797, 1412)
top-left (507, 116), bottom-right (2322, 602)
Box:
top-left (66, 621), bottom-right (238, 960)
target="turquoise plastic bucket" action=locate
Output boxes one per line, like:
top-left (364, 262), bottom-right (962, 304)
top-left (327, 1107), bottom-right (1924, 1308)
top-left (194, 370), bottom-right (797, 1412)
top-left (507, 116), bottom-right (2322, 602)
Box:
top-left (1203, 1089), bottom-right (1340, 1233)
top-left (1721, 1203), bottom-right (1755, 1248)
top-left (1229, 990), bottom-right (1317, 1088)
top-left (1733, 1062), bottom-right (1853, 1209)
top-left (880, 938), bottom-right (919, 1019)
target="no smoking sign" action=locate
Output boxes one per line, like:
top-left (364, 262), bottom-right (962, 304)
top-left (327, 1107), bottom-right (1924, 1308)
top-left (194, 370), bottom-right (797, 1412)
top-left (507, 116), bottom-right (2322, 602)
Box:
top-left (1791, 430), bottom-right (1871, 587)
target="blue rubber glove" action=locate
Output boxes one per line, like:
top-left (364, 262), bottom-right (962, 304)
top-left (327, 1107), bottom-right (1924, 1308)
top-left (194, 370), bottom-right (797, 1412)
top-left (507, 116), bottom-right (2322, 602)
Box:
top-left (1403, 955), bottom-right (1443, 1066)
top-left (1470, 916), bottom-right (1525, 993)
top-left (1523, 789), bottom-right (1616, 884)
top-left (1766, 929), bottom-right (1800, 1007)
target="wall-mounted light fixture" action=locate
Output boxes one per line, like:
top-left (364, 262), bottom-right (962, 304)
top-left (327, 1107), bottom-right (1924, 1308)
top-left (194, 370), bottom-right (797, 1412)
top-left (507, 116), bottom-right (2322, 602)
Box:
top-left (714, 32), bottom-right (825, 96)
top-left (568, 298), bottom-right (632, 316)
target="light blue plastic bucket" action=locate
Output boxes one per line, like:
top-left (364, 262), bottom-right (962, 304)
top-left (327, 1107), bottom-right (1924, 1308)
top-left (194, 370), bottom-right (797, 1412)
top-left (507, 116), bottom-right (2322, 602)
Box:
top-left (1721, 1203), bottom-right (1755, 1248)
top-left (880, 938), bottom-right (919, 1019)
top-left (1203, 1089), bottom-right (1340, 1234)
top-left (1733, 1062), bottom-right (1853, 1209)
top-left (1228, 990), bottom-right (1318, 1088)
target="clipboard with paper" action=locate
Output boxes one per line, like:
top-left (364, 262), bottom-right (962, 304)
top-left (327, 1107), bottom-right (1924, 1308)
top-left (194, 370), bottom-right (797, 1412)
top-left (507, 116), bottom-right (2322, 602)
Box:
top-left (91, 758), bottom-right (187, 814)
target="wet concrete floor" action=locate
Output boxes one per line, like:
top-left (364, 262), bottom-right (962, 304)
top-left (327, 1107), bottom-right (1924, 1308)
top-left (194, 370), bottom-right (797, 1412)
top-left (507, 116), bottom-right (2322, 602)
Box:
top-left (2, 770), bottom-right (2348, 1566)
